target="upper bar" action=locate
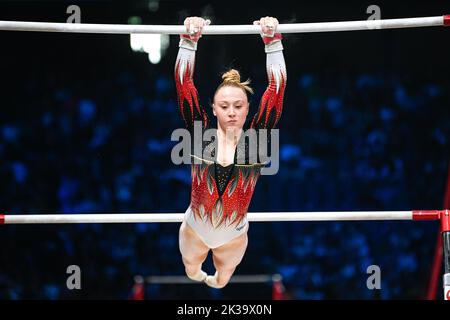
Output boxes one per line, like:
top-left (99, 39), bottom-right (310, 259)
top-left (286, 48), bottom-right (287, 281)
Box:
top-left (0, 211), bottom-right (418, 224)
top-left (0, 15), bottom-right (447, 35)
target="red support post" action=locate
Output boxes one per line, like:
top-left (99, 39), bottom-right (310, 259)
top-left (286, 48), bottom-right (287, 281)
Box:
top-left (426, 162), bottom-right (450, 299)
top-left (442, 210), bottom-right (450, 233)
top-left (427, 233), bottom-right (443, 299)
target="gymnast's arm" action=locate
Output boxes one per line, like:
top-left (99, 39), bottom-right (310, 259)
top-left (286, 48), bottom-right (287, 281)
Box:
top-left (250, 23), bottom-right (287, 130)
top-left (174, 17), bottom-right (209, 132)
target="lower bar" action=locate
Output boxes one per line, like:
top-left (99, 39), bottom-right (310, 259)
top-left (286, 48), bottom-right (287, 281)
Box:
top-left (0, 211), bottom-right (418, 224)
top-left (141, 274), bottom-right (273, 284)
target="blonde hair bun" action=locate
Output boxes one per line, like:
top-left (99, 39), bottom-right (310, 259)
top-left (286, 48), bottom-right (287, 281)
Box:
top-left (222, 69), bottom-right (241, 84)
top-left (218, 69), bottom-right (254, 95)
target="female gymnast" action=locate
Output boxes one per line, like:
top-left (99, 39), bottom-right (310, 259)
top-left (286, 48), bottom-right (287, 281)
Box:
top-left (175, 16), bottom-right (287, 288)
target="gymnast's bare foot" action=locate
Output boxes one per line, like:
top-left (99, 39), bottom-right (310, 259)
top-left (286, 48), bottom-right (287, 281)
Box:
top-left (186, 268), bottom-right (207, 282)
top-left (205, 272), bottom-right (227, 289)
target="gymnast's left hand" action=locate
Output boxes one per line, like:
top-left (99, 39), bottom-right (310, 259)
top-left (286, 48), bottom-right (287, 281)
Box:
top-left (253, 16), bottom-right (279, 38)
top-left (183, 16), bottom-right (211, 42)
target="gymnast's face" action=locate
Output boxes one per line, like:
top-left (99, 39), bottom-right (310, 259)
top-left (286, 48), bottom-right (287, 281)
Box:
top-left (213, 86), bottom-right (249, 132)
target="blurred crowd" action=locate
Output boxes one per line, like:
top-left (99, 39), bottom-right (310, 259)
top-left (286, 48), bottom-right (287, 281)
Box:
top-left (0, 47), bottom-right (449, 299)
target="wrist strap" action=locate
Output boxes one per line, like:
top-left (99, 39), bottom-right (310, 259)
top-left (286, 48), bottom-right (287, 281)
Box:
top-left (264, 39), bottom-right (283, 53)
top-left (262, 33), bottom-right (283, 45)
top-left (179, 35), bottom-right (198, 51)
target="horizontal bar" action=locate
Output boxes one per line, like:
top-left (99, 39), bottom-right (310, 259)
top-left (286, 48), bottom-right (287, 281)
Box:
top-left (0, 15), bottom-right (447, 35)
top-left (0, 211), bottom-right (425, 224)
top-left (138, 274), bottom-right (274, 284)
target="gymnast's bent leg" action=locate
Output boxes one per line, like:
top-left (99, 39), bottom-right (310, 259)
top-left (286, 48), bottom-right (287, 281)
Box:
top-left (206, 232), bottom-right (248, 288)
top-left (179, 220), bottom-right (210, 281)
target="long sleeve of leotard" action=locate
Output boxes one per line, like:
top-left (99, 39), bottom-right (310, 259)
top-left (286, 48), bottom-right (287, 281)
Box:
top-left (174, 35), bottom-right (209, 132)
top-left (250, 34), bottom-right (287, 130)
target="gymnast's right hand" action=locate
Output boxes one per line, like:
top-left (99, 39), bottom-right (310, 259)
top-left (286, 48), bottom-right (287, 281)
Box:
top-left (183, 16), bottom-right (211, 42)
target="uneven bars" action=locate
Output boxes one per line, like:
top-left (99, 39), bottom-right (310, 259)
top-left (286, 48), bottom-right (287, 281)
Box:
top-left (0, 15), bottom-right (448, 35)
